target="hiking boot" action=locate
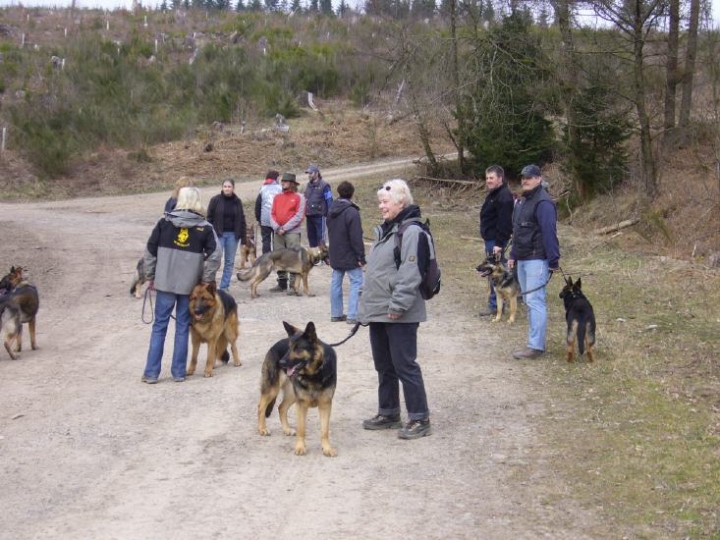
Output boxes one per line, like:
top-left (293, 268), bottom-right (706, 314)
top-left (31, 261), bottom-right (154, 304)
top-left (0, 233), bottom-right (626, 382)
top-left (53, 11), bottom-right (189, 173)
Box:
top-left (269, 284), bottom-right (287, 293)
top-left (398, 419), bottom-right (432, 440)
top-left (512, 348), bottom-right (545, 360)
top-left (362, 414), bottom-right (402, 430)
top-left (331, 315), bottom-right (347, 322)
top-left (478, 307), bottom-right (495, 317)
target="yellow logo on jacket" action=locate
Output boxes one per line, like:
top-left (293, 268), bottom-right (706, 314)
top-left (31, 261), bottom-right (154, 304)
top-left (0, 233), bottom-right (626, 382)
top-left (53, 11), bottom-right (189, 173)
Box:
top-left (175, 228), bottom-right (190, 248)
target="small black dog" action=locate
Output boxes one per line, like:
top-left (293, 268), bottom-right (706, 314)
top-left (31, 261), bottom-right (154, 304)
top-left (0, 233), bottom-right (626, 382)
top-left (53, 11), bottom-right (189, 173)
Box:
top-left (559, 277), bottom-right (596, 363)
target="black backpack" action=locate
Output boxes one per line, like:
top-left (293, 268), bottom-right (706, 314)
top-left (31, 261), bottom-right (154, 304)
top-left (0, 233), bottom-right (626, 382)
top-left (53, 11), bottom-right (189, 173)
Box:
top-left (393, 219), bottom-right (442, 300)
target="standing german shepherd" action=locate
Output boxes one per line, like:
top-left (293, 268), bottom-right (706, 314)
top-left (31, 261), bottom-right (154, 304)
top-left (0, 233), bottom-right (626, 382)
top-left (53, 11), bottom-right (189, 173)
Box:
top-left (236, 245), bottom-right (328, 299)
top-left (257, 321), bottom-right (337, 457)
top-left (476, 257), bottom-right (521, 323)
top-left (188, 282), bottom-right (241, 377)
top-left (237, 223), bottom-right (258, 269)
top-left (559, 277), bottom-right (596, 363)
top-left (0, 266), bottom-right (40, 355)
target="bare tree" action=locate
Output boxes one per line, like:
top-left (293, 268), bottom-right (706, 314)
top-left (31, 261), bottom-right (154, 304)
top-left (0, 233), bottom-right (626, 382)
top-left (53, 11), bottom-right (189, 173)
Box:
top-left (663, 0), bottom-right (680, 139)
top-left (679, 0), bottom-right (700, 127)
top-left (594, 0), bottom-right (666, 197)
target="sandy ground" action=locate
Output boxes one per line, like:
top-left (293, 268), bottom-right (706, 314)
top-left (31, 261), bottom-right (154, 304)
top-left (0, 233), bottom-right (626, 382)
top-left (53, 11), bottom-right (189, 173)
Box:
top-left (0, 163), bottom-right (605, 540)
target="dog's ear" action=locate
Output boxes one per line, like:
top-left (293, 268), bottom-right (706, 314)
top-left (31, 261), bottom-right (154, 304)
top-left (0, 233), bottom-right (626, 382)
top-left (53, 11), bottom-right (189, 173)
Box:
top-left (303, 321), bottom-right (317, 342)
top-left (565, 276), bottom-right (573, 287)
top-left (283, 321), bottom-right (300, 337)
top-left (205, 281), bottom-right (217, 294)
top-left (575, 277), bottom-right (582, 290)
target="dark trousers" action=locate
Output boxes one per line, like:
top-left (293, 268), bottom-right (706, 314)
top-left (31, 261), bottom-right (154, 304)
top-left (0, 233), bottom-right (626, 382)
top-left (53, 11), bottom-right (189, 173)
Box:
top-left (368, 322), bottom-right (429, 421)
top-left (306, 215), bottom-right (325, 248)
top-left (260, 225), bottom-right (274, 255)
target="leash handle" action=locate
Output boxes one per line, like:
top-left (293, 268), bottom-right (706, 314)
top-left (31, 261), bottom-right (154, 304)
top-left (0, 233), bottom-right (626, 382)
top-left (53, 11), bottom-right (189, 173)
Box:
top-left (142, 287), bottom-right (154, 324)
top-left (327, 322), bottom-right (363, 347)
top-left (518, 267), bottom-right (557, 296)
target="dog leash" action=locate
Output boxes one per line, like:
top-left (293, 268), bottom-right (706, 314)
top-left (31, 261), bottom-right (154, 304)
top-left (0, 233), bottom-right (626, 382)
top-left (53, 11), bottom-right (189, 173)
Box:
top-left (517, 265), bottom-right (564, 296)
top-left (141, 287), bottom-right (176, 324)
top-left (326, 322), bottom-right (364, 347)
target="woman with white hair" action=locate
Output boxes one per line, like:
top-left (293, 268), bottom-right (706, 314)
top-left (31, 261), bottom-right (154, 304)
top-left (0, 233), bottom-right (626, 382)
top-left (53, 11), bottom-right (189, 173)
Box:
top-left (358, 179), bottom-right (432, 440)
top-left (141, 186), bottom-right (222, 384)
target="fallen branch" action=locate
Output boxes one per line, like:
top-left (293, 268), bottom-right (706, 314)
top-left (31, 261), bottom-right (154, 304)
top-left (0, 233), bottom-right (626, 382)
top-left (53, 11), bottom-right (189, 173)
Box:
top-left (594, 218), bottom-right (640, 235)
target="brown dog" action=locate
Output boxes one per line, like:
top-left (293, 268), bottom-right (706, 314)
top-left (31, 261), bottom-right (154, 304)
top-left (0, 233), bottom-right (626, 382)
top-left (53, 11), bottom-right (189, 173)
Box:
top-left (237, 223), bottom-right (258, 269)
top-left (188, 282), bottom-right (241, 377)
top-left (257, 321), bottom-right (337, 457)
top-left (0, 266), bottom-right (40, 354)
top-left (236, 245), bottom-right (328, 299)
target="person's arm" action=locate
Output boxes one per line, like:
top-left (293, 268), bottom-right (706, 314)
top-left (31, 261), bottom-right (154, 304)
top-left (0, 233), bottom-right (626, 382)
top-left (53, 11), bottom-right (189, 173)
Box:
top-left (282, 194), bottom-right (306, 232)
top-left (388, 225), bottom-right (423, 315)
top-left (142, 220), bottom-right (162, 281)
top-left (202, 228), bottom-right (222, 283)
top-left (537, 201), bottom-right (560, 269)
top-left (323, 185), bottom-right (333, 216)
top-left (254, 192), bottom-right (262, 223)
top-left (237, 199), bottom-right (247, 245)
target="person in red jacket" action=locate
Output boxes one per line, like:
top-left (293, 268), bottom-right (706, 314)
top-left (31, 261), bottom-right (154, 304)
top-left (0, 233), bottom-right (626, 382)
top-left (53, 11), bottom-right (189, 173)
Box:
top-left (269, 173), bottom-right (306, 293)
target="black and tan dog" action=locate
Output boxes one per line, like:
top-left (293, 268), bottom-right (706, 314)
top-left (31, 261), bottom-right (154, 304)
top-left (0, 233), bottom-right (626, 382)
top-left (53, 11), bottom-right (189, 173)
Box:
top-left (559, 277), bottom-right (596, 363)
top-left (257, 321), bottom-right (337, 457)
top-left (236, 245), bottom-right (329, 299)
top-left (237, 223), bottom-right (258, 269)
top-left (188, 282), bottom-right (241, 377)
top-left (0, 266), bottom-right (40, 355)
top-left (129, 258), bottom-right (147, 299)
top-left (476, 257), bottom-right (521, 323)
top-left (1, 301), bottom-right (22, 360)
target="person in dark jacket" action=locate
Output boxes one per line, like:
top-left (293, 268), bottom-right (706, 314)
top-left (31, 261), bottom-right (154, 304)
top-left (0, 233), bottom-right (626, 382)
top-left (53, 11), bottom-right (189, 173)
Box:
top-left (508, 164), bottom-right (560, 360)
top-left (358, 179), bottom-right (432, 441)
top-left (478, 165), bottom-right (515, 317)
top-left (207, 178), bottom-right (247, 293)
top-left (164, 176), bottom-right (195, 214)
top-left (142, 187), bottom-right (221, 384)
top-left (327, 181), bottom-right (366, 324)
top-left (303, 164), bottom-right (333, 248)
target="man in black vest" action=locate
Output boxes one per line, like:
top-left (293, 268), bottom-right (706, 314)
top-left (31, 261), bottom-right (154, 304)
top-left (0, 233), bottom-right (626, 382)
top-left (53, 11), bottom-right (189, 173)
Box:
top-left (478, 165), bottom-right (514, 317)
top-left (508, 165), bottom-right (560, 360)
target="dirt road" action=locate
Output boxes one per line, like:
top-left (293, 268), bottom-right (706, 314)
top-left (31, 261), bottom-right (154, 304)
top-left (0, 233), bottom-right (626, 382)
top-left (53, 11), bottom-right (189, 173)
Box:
top-left (0, 167), bottom-right (603, 539)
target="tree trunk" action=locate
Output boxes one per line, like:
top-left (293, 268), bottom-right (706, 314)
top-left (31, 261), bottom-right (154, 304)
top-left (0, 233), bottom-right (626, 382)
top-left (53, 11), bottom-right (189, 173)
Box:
top-left (679, 0), bottom-right (700, 127)
top-left (663, 0), bottom-right (680, 138)
top-left (634, 14), bottom-right (658, 198)
top-left (449, 0), bottom-right (466, 173)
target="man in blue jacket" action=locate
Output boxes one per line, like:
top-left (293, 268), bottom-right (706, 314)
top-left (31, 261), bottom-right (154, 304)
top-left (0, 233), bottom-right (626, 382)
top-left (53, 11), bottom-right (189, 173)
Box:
top-left (508, 165), bottom-right (560, 360)
top-left (304, 164), bottom-right (333, 249)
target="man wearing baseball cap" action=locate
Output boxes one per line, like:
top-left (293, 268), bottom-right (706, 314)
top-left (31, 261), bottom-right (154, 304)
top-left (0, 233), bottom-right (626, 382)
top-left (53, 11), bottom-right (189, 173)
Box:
top-left (304, 164), bottom-right (333, 249)
top-left (508, 164), bottom-right (560, 359)
top-left (254, 170), bottom-right (282, 255)
top-left (269, 173), bottom-right (306, 293)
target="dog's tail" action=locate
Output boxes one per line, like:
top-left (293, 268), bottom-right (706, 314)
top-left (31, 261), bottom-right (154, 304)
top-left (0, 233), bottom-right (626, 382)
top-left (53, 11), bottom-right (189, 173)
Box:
top-left (577, 316), bottom-right (587, 356)
top-left (220, 349), bottom-right (230, 364)
top-left (130, 270), bottom-right (140, 296)
top-left (236, 267), bottom-right (257, 282)
top-left (264, 397), bottom-right (277, 418)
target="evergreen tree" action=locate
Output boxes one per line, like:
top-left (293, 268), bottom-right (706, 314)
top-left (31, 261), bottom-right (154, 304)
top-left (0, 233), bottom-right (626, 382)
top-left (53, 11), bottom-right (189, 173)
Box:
top-left (320, 0), bottom-right (333, 14)
top-left (459, 13), bottom-right (556, 176)
top-left (236, 0), bottom-right (245, 10)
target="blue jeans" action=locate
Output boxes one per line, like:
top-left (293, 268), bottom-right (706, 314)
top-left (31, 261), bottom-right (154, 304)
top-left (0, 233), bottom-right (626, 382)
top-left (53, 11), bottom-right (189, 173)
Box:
top-left (516, 259), bottom-right (549, 351)
top-left (368, 322), bottom-right (429, 421)
top-left (143, 291), bottom-right (191, 380)
top-left (306, 215), bottom-right (326, 248)
top-left (484, 239), bottom-right (497, 310)
top-left (219, 231), bottom-right (239, 290)
top-left (330, 267), bottom-right (363, 320)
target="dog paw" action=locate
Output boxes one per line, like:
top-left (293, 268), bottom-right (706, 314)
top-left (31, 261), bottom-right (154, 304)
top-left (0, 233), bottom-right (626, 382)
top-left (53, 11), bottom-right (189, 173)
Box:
top-left (491, 317), bottom-right (501, 323)
top-left (259, 428), bottom-right (270, 436)
top-left (294, 443), bottom-right (307, 456)
top-left (233, 360), bottom-right (242, 366)
top-left (322, 446), bottom-right (337, 458)
top-left (203, 371), bottom-right (214, 378)
top-left (507, 319), bottom-right (515, 324)
top-left (282, 428), bottom-right (296, 436)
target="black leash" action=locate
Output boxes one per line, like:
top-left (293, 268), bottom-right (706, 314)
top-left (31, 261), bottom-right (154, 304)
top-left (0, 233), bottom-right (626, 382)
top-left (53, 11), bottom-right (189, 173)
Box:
top-left (517, 265), bottom-right (565, 296)
top-left (326, 322), bottom-right (364, 347)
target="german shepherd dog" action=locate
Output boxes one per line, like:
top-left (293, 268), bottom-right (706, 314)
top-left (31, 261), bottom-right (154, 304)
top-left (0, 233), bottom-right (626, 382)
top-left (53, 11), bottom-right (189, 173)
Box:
top-left (257, 321), bottom-right (337, 457)
top-left (559, 277), bottom-right (596, 363)
top-left (1, 301), bottom-right (22, 360)
top-left (476, 257), bottom-right (521, 323)
top-left (188, 282), bottom-right (241, 377)
top-left (237, 223), bottom-right (258, 269)
top-left (236, 245), bottom-right (329, 299)
top-left (0, 266), bottom-right (40, 355)
top-left (129, 258), bottom-right (147, 299)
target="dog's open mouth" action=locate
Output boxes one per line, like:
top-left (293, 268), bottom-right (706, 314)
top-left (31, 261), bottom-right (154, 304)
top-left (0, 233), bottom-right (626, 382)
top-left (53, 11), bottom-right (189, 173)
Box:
top-left (284, 360), bottom-right (307, 378)
top-left (476, 265), bottom-right (492, 277)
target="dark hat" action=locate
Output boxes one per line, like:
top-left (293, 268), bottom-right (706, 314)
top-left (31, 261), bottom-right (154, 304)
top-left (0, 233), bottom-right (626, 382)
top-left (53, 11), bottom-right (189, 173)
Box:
top-left (520, 164), bottom-right (542, 178)
top-left (305, 164), bottom-right (320, 174)
top-left (280, 172), bottom-right (298, 184)
top-left (266, 169), bottom-right (280, 180)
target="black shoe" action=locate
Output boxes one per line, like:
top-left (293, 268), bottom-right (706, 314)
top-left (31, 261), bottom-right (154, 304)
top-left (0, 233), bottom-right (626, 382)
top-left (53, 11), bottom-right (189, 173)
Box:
top-left (331, 315), bottom-right (347, 322)
top-left (362, 414), bottom-right (402, 430)
top-left (398, 419), bottom-right (432, 440)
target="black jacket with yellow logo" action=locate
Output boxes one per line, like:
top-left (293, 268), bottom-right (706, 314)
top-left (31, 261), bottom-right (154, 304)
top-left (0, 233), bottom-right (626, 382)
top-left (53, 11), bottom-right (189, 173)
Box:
top-left (143, 210), bottom-right (222, 295)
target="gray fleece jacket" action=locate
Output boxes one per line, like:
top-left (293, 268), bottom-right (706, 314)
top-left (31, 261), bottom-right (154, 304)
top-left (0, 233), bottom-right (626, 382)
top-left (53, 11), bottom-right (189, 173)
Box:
top-left (358, 205), bottom-right (427, 324)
